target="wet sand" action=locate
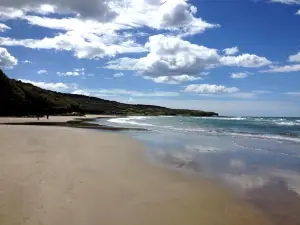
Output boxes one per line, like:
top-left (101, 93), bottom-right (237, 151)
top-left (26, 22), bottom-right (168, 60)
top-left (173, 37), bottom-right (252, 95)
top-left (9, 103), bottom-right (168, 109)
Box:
top-left (0, 115), bottom-right (115, 124)
top-left (0, 121), bottom-right (272, 225)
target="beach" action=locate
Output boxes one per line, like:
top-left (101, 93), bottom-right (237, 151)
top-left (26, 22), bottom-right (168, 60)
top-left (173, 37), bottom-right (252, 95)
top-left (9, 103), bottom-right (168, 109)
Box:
top-left (0, 117), bottom-right (272, 225)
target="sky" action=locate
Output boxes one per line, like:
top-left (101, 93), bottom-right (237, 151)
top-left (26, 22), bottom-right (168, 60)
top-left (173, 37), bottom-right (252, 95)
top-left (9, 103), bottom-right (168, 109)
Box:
top-left (0, 0), bottom-right (299, 117)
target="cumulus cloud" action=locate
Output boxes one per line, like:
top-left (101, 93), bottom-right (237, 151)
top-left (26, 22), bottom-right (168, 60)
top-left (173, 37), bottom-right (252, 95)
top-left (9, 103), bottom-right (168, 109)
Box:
top-left (22, 60), bottom-right (32, 64)
top-left (285, 92), bottom-right (300, 96)
top-left (17, 78), bottom-right (179, 98)
top-left (223, 47), bottom-right (239, 56)
top-left (0, 23), bottom-right (10, 32)
top-left (231, 72), bottom-right (249, 79)
top-left (184, 84), bottom-right (239, 94)
top-left (270, 0), bottom-right (300, 4)
top-left (0, 6), bottom-right (24, 20)
top-left (0, 1), bottom-right (118, 21)
top-left (0, 47), bottom-right (18, 68)
top-left (146, 75), bottom-right (201, 84)
top-left (0, 30), bottom-right (146, 59)
top-left (220, 54), bottom-right (271, 68)
top-left (57, 68), bottom-right (85, 76)
top-left (0, 0), bottom-right (218, 59)
top-left (93, 89), bottom-right (180, 97)
top-left (19, 79), bottom-right (72, 92)
top-left (37, 69), bottom-right (47, 74)
top-left (106, 35), bottom-right (271, 83)
top-left (74, 68), bottom-right (85, 72)
top-left (106, 34), bottom-right (220, 78)
top-left (0, 0), bottom-right (220, 63)
top-left (296, 9), bottom-right (300, 14)
top-left (289, 52), bottom-right (300, 62)
top-left (72, 89), bottom-right (90, 96)
top-left (114, 0), bottom-right (219, 37)
top-left (57, 71), bottom-right (80, 76)
top-left (113, 72), bottom-right (124, 77)
top-left (261, 64), bottom-right (300, 72)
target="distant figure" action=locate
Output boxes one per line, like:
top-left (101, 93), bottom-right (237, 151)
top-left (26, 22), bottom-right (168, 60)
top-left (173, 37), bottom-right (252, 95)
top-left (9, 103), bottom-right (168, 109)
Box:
top-left (37, 114), bottom-right (40, 120)
top-left (47, 114), bottom-right (49, 120)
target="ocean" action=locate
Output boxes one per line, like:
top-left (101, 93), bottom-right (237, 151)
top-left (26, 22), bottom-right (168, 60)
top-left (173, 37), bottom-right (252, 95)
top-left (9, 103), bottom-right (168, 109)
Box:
top-left (95, 116), bottom-right (300, 196)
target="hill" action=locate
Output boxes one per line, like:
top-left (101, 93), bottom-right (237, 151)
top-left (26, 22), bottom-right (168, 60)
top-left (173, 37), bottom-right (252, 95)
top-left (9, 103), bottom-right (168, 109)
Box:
top-left (0, 69), bottom-right (218, 117)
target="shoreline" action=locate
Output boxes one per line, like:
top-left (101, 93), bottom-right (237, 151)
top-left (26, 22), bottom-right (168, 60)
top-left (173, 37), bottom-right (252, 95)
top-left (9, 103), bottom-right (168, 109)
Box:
top-left (0, 117), bottom-right (273, 225)
top-left (0, 115), bottom-right (148, 131)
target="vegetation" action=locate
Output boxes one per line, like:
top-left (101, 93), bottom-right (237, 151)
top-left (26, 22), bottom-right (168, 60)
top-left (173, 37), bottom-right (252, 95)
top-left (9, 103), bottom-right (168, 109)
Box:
top-left (0, 69), bottom-right (218, 117)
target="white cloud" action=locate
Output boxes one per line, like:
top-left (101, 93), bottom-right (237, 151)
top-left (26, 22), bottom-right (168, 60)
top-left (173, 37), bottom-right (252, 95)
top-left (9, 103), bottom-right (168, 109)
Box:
top-left (74, 68), bottom-right (85, 72)
top-left (107, 34), bottom-right (220, 78)
top-left (106, 57), bottom-right (140, 70)
top-left (289, 52), bottom-right (300, 62)
top-left (0, 23), bottom-right (10, 32)
top-left (23, 4), bottom-right (57, 15)
top-left (0, 1), bottom-right (118, 22)
top-left (22, 60), bottom-right (32, 64)
top-left (17, 78), bottom-right (179, 98)
top-left (57, 71), bottom-right (80, 76)
top-left (0, 47), bottom-right (17, 68)
top-left (201, 71), bottom-right (210, 76)
top-left (0, 0), bottom-right (218, 61)
top-left (0, 6), bottom-right (24, 20)
top-left (146, 75), bottom-right (201, 84)
top-left (106, 35), bottom-right (271, 83)
top-left (296, 9), bottom-right (300, 14)
top-left (270, 0), bottom-right (300, 4)
top-left (57, 68), bottom-right (85, 76)
top-left (90, 89), bottom-right (180, 97)
top-left (113, 72), bottom-right (124, 77)
top-left (223, 47), bottom-right (239, 56)
top-left (285, 92), bottom-right (300, 96)
top-left (0, 30), bottom-right (146, 59)
top-left (37, 69), bottom-right (47, 74)
top-left (231, 72), bottom-right (249, 79)
top-left (114, 0), bottom-right (219, 37)
top-left (19, 79), bottom-right (72, 92)
top-left (261, 64), bottom-right (300, 72)
top-left (220, 54), bottom-right (272, 68)
top-left (72, 89), bottom-right (90, 96)
top-left (184, 84), bottom-right (239, 94)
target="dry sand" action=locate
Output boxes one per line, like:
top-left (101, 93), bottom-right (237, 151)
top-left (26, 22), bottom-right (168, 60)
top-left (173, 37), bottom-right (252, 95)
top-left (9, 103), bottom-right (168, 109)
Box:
top-left (0, 122), bottom-right (273, 225)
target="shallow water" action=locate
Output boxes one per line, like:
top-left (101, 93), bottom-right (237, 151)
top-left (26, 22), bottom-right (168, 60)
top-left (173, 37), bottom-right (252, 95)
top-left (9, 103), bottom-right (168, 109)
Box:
top-left (95, 116), bottom-right (300, 225)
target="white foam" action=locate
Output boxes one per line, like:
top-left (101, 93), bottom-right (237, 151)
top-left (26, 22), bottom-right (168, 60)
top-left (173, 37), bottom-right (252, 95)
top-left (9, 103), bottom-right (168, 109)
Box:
top-left (108, 117), bottom-right (154, 127)
top-left (201, 117), bottom-right (247, 121)
top-left (229, 132), bottom-right (300, 143)
top-left (274, 121), bottom-right (300, 126)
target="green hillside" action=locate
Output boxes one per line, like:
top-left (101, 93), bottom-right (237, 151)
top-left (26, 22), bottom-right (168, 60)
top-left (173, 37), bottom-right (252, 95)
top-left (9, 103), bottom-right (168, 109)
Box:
top-left (0, 69), bottom-right (218, 117)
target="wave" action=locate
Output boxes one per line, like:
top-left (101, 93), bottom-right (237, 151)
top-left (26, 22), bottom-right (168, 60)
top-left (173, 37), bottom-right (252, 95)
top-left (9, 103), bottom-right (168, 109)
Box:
top-left (108, 117), bottom-right (154, 127)
top-left (106, 116), bottom-right (300, 143)
top-left (227, 132), bottom-right (300, 143)
top-left (274, 121), bottom-right (300, 126)
top-left (201, 117), bottom-right (247, 121)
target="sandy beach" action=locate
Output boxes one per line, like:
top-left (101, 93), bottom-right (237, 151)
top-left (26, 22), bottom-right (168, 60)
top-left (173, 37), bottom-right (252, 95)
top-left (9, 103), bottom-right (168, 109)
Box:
top-left (0, 118), bottom-right (272, 225)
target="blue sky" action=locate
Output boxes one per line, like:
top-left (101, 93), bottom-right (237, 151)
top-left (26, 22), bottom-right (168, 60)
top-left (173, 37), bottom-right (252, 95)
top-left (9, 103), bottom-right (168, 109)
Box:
top-left (0, 0), bottom-right (299, 116)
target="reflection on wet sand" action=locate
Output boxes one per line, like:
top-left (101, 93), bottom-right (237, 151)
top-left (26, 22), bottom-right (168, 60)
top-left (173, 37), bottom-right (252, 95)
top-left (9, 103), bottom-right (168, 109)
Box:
top-left (246, 180), bottom-right (300, 225)
top-left (131, 131), bottom-right (300, 225)
top-left (161, 151), bottom-right (300, 225)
